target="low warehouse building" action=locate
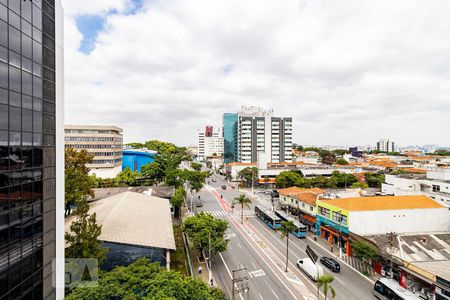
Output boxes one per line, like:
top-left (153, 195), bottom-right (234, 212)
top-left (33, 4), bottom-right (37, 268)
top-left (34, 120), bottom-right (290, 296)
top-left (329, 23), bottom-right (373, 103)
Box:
top-left (65, 191), bottom-right (175, 270)
top-left (315, 195), bottom-right (450, 255)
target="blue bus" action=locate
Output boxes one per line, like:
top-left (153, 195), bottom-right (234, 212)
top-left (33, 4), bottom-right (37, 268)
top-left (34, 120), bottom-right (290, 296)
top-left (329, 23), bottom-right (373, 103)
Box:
top-left (255, 205), bottom-right (281, 230)
top-left (275, 210), bottom-right (307, 238)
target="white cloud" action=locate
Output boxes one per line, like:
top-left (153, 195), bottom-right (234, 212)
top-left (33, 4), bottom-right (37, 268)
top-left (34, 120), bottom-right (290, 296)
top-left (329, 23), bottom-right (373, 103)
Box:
top-left (62, 0), bottom-right (450, 147)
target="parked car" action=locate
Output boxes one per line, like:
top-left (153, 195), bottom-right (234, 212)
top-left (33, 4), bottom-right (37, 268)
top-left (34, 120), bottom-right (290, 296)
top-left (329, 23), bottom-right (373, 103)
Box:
top-left (212, 179), bottom-right (217, 182)
top-left (221, 185), bottom-right (227, 190)
top-left (320, 256), bottom-right (341, 273)
top-left (297, 258), bottom-right (324, 281)
top-left (271, 190), bottom-right (279, 198)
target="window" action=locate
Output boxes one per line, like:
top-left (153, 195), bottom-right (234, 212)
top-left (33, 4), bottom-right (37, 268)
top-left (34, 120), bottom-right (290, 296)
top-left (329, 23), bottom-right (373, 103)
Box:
top-left (318, 206), bottom-right (330, 218)
top-left (8, 10), bottom-right (20, 30)
top-left (332, 211), bottom-right (347, 225)
top-left (433, 185), bottom-right (441, 192)
top-left (21, 19), bottom-right (32, 37)
top-left (8, 25), bottom-right (20, 53)
top-left (9, 107), bottom-right (21, 131)
top-left (22, 33), bottom-right (33, 59)
top-left (22, 109), bottom-right (33, 132)
top-left (9, 66), bottom-right (21, 92)
top-left (0, 61), bottom-right (7, 88)
top-left (32, 5), bottom-right (42, 29)
top-left (0, 45), bottom-right (6, 63)
top-left (0, 20), bottom-right (6, 47)
top-left (22, 71), bottom-right (33, 96)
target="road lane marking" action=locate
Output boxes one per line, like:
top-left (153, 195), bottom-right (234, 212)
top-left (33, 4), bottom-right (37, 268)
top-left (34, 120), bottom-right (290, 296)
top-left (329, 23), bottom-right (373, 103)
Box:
top-left (304, 236), bottom-right (375, 284)
top-left (258, 292), bottom-right (264, 300)
top-left (237, 242), bottom-right (242, 249)
top-left (334, 277), bottom-right (344, 285)
top-left (218, 252), bottom-right (244, 300)
top-left (271, 288), bottom-right (280, 300)
top-left (252, 262), bottom-right (257, 269)
top-left (209, 186), bottom-right (300, 300)
top-left (249, 269), bottom-right (266, 278)
top-left (247, 219), bottom-right (325, 298)
top-left (225, 210), bottom-right (299, 299)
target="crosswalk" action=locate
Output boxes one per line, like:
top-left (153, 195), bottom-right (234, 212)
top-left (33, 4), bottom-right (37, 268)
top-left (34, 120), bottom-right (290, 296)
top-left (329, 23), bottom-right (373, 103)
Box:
top-left (204, 210), bottom-right (255, 217)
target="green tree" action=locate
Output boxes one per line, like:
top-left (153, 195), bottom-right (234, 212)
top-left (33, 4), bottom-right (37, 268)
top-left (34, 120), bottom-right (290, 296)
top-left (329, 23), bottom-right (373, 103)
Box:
top-left (183, 212), bottom-right (229, 257)
top-left (434, 149), bottom-right (450, 156)
top-left (141, 161), bottom-right (165, 184)
top-left (364, 173), bottom-right (385, 188)
top-left (277, 221), bottom-right (296, 272)
top-left (320, 151), bottom-right (336, 165)
top-left (191, 162), bottom-right (203, 171)
top-left (333, 149), bottom-right (350, 156)
top-left (232, 194), bottom-right (252, 224)
top-left (318, 274), bottom-right (336, 300)
top-left (335, 158), bottom-right (349, 165)
top-left (65, 196), bottom-right (108, 263)
top-left (65, 258), bottom-right (226, 300)
top-left (238, 167), bottom-right (258, 187)
top-left (114, 167), bottom-right (139, 186)
top-left (275, 171), bottom-right (303, 188)
top-left (171, 187), bottom-right (186, 221)
top-left (352, 240), bottom-right (378, 266)
top-left (182, 170), bottom-right (208, 193)
top-left (65, 148), bottom-right (95, 216)
top-left (331, 171), bottom-right (357, 188)
top-left (351, 182), bottom-right (368, 189)
top-left (124, 142), bottom-right (144, 149)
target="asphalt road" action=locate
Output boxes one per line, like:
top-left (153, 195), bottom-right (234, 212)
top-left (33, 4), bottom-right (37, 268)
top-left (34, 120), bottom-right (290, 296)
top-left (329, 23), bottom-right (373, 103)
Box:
top-left (191, 172), bottom-right (376, 300)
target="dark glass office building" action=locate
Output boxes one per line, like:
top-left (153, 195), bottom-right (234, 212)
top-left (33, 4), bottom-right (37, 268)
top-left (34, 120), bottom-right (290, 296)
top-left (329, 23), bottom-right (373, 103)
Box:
top-left (0, 0), bottom-right (57, 299)
top-left (223, 113), bottom-right (238, 163)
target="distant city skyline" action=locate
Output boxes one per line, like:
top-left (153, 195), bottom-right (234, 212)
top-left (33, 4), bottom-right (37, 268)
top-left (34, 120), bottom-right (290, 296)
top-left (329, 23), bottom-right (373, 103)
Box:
top-left (64, 0), bottom-right (450, 147)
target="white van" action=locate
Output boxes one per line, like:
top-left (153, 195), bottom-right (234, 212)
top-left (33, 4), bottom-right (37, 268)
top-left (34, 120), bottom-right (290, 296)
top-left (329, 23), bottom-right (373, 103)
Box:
top-left (297, 258), bottom-right (324, 281)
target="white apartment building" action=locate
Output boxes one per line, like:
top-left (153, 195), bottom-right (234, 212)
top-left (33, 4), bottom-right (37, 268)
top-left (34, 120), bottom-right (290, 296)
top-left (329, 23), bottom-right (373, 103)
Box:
top-left (237, 106), bottom-right (292, 163)
top-left (377, 138), bottom-right (396, 152)
top-left (197, 126), bottom-right (223, 160)
top-left (382, 168), bottom-right (450, 206)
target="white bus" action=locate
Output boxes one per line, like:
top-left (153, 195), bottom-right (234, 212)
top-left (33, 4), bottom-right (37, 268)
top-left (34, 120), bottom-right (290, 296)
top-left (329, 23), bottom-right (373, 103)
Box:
top-left (374, 277), bottom-right (422, 300)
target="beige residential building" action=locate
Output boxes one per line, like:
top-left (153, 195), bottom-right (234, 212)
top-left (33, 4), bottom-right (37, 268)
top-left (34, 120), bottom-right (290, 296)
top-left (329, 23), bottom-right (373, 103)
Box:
top-left (65, 125), bottom-right (123, 178)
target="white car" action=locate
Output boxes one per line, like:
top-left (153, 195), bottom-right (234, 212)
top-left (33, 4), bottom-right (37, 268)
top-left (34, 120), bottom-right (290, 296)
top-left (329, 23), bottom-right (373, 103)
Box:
top-left (297, 258), bottom-right (324, 281)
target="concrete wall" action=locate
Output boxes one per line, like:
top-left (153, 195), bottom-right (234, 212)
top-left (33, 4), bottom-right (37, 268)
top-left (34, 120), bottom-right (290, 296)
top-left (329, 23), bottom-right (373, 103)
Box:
top-left (90, 165), bottom-right (122, 178)
top-left (349, 208), bottom-right (450, 236)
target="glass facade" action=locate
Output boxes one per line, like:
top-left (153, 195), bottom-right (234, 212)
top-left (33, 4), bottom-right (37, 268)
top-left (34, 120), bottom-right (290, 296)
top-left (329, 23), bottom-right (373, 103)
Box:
top-left (0, 0), bottom-right (56, 299)
top-left (223, 113), bottom-right (238, 163)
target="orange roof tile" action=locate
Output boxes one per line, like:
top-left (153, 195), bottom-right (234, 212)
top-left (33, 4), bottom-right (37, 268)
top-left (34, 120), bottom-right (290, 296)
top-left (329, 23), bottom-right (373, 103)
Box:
top-left (401, 168), bottom-right (427, 174)
top-left (257, 178), bottom-right (276, 183)
top-left (226, 162), bottom-right (256, 167)
top-left (318, 195), bottom-right (443, 211)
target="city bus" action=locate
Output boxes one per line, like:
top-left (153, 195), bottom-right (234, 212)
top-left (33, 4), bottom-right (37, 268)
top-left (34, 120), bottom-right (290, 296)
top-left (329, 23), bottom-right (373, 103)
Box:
top-left (254, 205), bottom-right (281, 230)
top-left (275, 210), bottom-right (307, 238)
top-left (374, 277), bottom-right (422, 300)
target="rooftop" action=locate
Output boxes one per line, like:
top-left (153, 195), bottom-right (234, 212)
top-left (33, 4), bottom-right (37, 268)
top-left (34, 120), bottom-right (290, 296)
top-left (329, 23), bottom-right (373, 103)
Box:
top-left (64, 124), bottom-right (123, 132)
top-left (66, 191), bottom-right (176, 250)
top-left (318, 195), bottom-right (445, 211)
top-left (278, 187), bottom-right (325, 205)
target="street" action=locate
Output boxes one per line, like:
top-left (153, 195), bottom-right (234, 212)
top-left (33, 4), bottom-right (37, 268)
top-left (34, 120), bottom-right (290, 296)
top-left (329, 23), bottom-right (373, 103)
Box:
top-left (190, 172), bottom-right (376, 300)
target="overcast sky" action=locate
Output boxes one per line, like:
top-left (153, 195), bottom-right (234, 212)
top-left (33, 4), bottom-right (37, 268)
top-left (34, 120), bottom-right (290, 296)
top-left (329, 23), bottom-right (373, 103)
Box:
top-left (63, 0), bottom-right (450, 147)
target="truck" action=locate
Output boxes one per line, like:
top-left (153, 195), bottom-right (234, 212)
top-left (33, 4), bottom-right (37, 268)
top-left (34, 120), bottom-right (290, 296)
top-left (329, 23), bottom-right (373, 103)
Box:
top-left (296, 258), bottom-right (324, 281)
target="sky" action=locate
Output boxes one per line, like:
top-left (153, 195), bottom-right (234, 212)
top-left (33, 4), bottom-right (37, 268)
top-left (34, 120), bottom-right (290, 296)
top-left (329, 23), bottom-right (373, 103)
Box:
top-left (62, 0), bottom-right (450, 147)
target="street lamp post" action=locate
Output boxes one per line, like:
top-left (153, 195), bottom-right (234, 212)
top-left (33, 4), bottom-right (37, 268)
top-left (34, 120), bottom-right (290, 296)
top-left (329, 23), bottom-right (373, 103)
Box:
top-left (338, 210), bottom-right (343, 259)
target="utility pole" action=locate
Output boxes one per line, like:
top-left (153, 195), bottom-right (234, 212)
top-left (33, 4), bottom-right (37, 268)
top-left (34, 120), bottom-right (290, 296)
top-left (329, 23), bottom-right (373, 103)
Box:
top-left (387, 232), bottom-right (397, 278)
top-left (251, 169), bottom-right (255, 194)
top-left (232, 266), bottom-right (249, 300)
top-left (208, 231), bottom-right (212, 285)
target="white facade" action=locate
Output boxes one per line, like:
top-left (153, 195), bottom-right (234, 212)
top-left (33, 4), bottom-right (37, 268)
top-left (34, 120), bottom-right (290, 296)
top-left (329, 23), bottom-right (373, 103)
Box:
top-left (197, 127), bottom-right (224, 160)
top-left (90, 165), bottom-right (122, 179)
top-left (258, 165), bottom-right (360, 180)
top-left (349, 208), bottom-right (450, 236)
top-left (382, 171), bottom-right (450, 206)
top-left (377, 139), bottom-right (396, 152)
top-left (237, 106), bottom-right (292, 163)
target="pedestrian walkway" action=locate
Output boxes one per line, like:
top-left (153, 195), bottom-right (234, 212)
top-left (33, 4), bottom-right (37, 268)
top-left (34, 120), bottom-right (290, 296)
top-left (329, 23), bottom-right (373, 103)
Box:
top-left (341, 255), bottom-right (376, 277)
top-left (204, 210), bottom-right (255, 217)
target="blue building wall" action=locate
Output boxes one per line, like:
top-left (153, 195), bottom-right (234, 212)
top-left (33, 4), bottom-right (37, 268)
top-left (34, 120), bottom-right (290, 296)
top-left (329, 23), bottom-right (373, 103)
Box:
top-left (223, 113), bottom-right (238, 163)
top-left (315, 215), bottom-right (349, 236)
top-left (122, 150), bottom-right (156, 172)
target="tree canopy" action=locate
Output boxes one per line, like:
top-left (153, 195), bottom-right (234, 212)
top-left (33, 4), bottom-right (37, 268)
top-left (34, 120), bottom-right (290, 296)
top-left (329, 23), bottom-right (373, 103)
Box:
top-left (65, 148), bottom-right (95, 214)
top-left (335, 158), bottom-right (349, 165)
top-left (238, 167), bottom-right (258, 187)
top-left (114, 167), bottom-right (139, 186)
top-left (65, 258), bottom-right (226, 300)
top-left (183, 212), bottom-right (229, 255)
top-left (191, 162), bottom-right (203, 171)
top-left (275, 171), bottom-right (357, 189)
top-left (352, 240), bottom-right (378, 264)
top-left (364, 173), bottom-right (385, 188)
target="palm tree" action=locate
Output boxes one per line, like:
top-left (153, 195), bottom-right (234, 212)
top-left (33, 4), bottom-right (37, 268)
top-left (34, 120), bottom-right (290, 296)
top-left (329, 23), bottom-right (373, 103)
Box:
top-left (232, 194), bottom-right (252, 224)
top-left (277, 221), bottom-right (296, 272)
top-left (317, 274), bottom-right (336, 300)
